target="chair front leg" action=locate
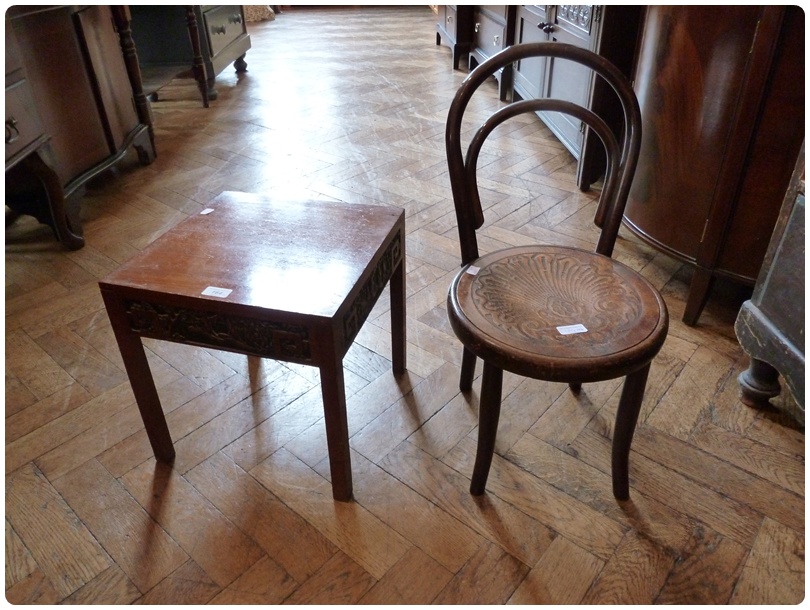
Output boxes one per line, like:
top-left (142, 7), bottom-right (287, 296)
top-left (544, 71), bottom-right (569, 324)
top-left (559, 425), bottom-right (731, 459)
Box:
top-left (460, 347), bottom-right (477, 392)
top-left (470, 361), bottom-right (503, 495)
top-left (611, 363), bottom-right (651, 500)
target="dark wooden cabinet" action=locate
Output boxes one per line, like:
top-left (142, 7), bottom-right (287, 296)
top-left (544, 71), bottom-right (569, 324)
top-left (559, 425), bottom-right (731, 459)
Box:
top-left (5, 6), bottom-right (155, 250)
top-left (623, 6), bottom-right (804, 324)
top-left (512, 5), bottom-right (642, 190)
top-left (436, 5), bottom-right (474, 70)
top-left (469, 5), bottom-right (517, 100)
top-left (130, 5), bottom-right (251, 102)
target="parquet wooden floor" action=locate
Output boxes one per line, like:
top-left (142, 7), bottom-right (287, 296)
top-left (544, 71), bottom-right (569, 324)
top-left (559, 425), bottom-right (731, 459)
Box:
top-left (5, 6), bottom-right (804, 605)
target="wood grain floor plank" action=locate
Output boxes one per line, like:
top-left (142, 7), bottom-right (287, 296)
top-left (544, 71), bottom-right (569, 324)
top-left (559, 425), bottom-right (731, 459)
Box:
top-left (730, 517), bottom-right (804, 604)
top-left (508, 535), bottom-right (604, 604)
top-left (52, 459), bottom-right (188, 593)
top-left (251, 448), bottom-right (411, 580)
top-left (120, 459), bottom-right (265, 588)
top-left (358, 546), bottom-right (453, 605)
top-left (433, 540), bottom-right (529, 605)
top-left (581, 529), bottom-right (675, 604)
top-left (6, 463), bottom-right (111, 598)
top-left (281, 551), bottom-right (376, 605)
top-left (185, 451), bottom-right (337, 584)
top-left (136, 560), bottom-right (221, 605)
top-left (445, 436), bottom-right (626, 561)
top-left (382, 440), bottom-right (556, 567)
top-left (208, 555), bottom-right (298, 605)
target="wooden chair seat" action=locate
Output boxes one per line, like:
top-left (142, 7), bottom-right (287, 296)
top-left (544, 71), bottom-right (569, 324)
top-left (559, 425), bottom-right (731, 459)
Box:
top-left (448, 245), bottom-right (667, 382)
top-left (99, 191), bottom-right (406, 502)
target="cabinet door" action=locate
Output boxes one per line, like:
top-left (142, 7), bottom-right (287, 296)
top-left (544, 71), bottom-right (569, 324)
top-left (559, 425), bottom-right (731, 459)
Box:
top-left (541, 6), bottom-right (600, 158)
top-left (77, 6), bottom-right (139, 152)
top-left (513, 5), bottom-right (549, 100)
top-left (10, 7), bottom-right (109, 185)
top-left (625, 6), bottom-right (764, 263)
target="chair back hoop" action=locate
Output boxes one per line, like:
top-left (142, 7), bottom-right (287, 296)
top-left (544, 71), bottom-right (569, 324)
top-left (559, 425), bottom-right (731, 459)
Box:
top-left (446, 42), bottom-right (642, 265)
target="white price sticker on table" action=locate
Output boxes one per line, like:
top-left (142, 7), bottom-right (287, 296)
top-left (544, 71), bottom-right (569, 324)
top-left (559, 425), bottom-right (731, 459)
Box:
top-left (201, 286), bottom-right (232, 298)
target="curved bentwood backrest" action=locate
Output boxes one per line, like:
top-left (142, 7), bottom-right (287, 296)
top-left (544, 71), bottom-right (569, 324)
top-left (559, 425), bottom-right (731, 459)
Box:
top-left (446, 42), bottom-right (642, 265)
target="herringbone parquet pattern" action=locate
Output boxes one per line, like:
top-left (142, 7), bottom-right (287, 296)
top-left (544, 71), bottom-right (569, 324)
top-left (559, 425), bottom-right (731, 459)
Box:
top-left (5, 7), bottom-right (804, 604)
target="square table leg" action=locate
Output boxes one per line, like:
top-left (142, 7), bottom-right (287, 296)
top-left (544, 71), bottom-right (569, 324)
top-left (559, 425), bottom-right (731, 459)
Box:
top-left (101, 290), bottom-right (176, 462)
top-left (390, 246), bottom-right (407, 375)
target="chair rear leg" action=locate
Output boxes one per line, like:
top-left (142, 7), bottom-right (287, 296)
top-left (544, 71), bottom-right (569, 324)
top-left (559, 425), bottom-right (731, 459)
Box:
top-left (611, 363), bottom-right (651, 500)
top-left (470, 361), bottom-right (503, 495)
top-left (460, 347), bottom-right (477, 392)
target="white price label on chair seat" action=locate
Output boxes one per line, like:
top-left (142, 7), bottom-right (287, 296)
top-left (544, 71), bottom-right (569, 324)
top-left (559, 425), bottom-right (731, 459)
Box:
top-left (557, 323), bottom-right (588, 335)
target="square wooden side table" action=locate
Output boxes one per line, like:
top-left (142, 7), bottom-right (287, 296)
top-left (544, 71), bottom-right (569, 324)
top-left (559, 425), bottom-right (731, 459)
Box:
top-left (99, 191), bottom-right (406, 501)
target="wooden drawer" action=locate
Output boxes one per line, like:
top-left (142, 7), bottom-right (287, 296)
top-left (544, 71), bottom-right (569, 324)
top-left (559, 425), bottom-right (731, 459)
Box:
top-left (473, 7), bottom-right (507, 56)
top-left (5, 79), bottom-right (44, 163)
top-left (203, 5), bottom-right (246, 59)
top-left (442, 5), bottom-right (459, 39)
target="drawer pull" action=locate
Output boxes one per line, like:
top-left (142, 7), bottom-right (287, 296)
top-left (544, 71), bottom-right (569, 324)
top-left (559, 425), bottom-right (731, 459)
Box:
top-left (228, 14), bottom-right (242, 24)
top-left (212, 25), bottom-right (227, 35)
top-left (446, 15), bottom-right (452, 23)
top-left (5, 118), bottom-right (20, 145)
top-left (493, 35), bottom-right (500, 46)
top-left (474, 22), bottom-right (480, 33)
top-left (537, 22), bottom-right (555, 33)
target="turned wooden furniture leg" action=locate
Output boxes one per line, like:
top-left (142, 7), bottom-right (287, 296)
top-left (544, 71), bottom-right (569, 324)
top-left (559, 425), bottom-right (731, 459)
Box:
top-left (101, 291), bottom-right (175, 462)
top-left (185, 6), bottom-right (210, 107)
top-left (470, 362), bottom-right (504, 495)
top-left (738, 357), bottom-right (782, 408)
top-left (460, 347), bottom-right (477, 392)
top-left (111, 6), bottom-right (157, 153)
top-left (318, 331), bottom-right (353, 501)
top-left (612, 363), bottom-right (651, 500)
top-left (390, 254), bottom-right (407, 375)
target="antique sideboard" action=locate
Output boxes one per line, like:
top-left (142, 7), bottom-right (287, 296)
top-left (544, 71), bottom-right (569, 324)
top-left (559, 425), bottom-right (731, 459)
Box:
top-left (5, 5), bottom-right (155, 249)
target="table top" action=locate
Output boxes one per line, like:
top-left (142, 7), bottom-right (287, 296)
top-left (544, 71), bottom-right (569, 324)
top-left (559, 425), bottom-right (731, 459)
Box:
top-left (100, 191), bottom-right (404, 319)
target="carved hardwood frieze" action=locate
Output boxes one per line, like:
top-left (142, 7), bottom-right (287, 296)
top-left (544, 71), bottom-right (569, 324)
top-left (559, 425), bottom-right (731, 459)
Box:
top-left (343, 235), bottom-right (402, 345)
top-left (124, 300), bottom-right (312, 362)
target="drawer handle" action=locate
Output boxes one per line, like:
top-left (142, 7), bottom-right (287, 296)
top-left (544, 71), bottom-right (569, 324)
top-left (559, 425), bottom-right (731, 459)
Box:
top-left (493, 35), bottom-right (500, 46)
top-left (537, 22), bottom-right (555, 33)
top-left (212, 25), bottom-right (227, 35)
top-left (5, 118), bottom-right (20, 145)
top-left (474, 22), bottom-right (480, 33)
top-left (446, 15), bottom-right (452, 23)
top-left (228, 14), bottom-right (242, 24)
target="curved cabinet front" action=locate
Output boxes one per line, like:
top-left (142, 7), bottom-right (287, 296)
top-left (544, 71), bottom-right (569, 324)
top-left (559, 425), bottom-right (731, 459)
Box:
top-left (624, 5), bottom-right (805, 324)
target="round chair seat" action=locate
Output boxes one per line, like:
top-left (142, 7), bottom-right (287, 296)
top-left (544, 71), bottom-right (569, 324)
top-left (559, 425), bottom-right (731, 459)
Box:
top-left (447, 245), bottom-right (669, 382)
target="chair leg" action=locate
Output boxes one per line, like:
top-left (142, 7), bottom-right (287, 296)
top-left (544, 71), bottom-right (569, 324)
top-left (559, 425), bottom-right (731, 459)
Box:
top-left (470, 361), bottom-right (503, 495)
top-left (569, 382), bottom-right (582, 393)
top-left (611, 363), bottom-right (651, 501)
top-left (460, 347), bottom-right (476, 392)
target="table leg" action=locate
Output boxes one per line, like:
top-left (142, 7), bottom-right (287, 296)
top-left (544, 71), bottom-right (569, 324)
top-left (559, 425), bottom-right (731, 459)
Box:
top-left (390, 247), bottom-right (407, 375)
top-left (318, 340), bottom-right (353, 502)
top-left (101, 291), bottom-right (176, 462)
